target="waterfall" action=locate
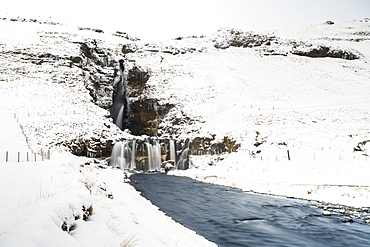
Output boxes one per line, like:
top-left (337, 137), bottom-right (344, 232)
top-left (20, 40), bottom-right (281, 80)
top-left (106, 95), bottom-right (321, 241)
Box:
top-left (110, 139), bottom-right (135, 170)
top-left (110, 139), bottom-right (189, 171)
top-left (145, 140), bottom-right (162, 171)
top-left (110, 59), bottom-right (127, 130)
top-left (116, 105), bottom-right (124, 131)
top-left (131, 139), bottom-right (136, 169)
top-left (177, 148), bottom-right (189, 170)
top-left (145, 142), bottom-right (154, 171)
top-left (169, 139), bottom-right (176, 163)
top-left (153, 139), bottom-right (162, 170)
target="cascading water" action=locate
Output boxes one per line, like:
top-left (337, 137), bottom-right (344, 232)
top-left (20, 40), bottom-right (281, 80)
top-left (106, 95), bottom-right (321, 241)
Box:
top-left (110, 60), bottom-right (127, 130)
top-left (177, 148), bottom-right (189, 170)
top-left (130, 139), bottom-right (136, 169)
top-left (145, 142), bottom-right (154, 171)
top-left (169, 139), bottom-right (176, 163)
top-left (110, 139), bottom-right (189, 171)
top-left (144, 140), bottom-right (163, 171)
top-left (110, 139), bottom-right (135, 169)
top-left (153, 139), bottom-right (162, 170)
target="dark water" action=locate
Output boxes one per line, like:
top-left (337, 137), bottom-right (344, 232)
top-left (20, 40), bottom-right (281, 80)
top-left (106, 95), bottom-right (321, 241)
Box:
top-left (131, 173), bottom-right (370, 247)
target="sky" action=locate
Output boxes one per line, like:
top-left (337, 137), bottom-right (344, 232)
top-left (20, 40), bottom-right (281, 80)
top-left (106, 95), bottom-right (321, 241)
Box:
top-left (1, 0), bottom-right (370, 40)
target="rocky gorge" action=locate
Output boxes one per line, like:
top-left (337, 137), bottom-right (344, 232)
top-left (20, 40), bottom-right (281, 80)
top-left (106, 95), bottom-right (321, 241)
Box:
top-left (1, 17), bottom-right (369, 166)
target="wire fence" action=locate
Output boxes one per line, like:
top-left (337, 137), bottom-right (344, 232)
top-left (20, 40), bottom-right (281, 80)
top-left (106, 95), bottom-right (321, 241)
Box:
top-left (236, 147), bottom-right (369, 162)
top-left (0, 112), bottom-right (53, 163)
top-left (1, 149), bottom-right (50, 162)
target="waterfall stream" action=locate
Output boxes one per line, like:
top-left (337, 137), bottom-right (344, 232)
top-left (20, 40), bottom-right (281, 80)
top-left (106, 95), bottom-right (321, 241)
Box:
top-left (110, 138), bottom-right (189, 171)
top-left (110, 60), bottom-right (127, 130)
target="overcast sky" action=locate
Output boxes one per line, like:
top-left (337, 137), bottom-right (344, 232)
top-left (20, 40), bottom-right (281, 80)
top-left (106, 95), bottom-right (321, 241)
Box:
top-left (2, 0), bottom-right (370, 40)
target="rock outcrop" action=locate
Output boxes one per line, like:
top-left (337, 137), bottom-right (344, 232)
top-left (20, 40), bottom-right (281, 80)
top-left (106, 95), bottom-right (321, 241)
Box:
top-left (213, 28), bottom-right (360, 60)
top-left (213, 28), bottom-right (277, 49)
top-left (79, 41), bottom-right (176, 136)
top-left (291, 45), bottom-right (359, 60)
top-left (79, 41), bottom-right (118, 110)
top-left (128, 99), bottom-right (174, 136)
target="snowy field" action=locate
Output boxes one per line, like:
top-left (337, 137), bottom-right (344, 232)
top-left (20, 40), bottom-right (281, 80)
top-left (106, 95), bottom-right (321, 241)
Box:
top-left (0, 154), bottom-right (215, 246)
top-left (0, 16), bottom-right (370, 245)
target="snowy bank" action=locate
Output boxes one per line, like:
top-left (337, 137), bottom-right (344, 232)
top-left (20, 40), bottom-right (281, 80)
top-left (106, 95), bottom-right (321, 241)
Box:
top-left (1, 16), bottom-right (370, 245)
top-left (0, 153), bottom-right (216, 246)
top-left (171, 153), bottom-right (370, 209)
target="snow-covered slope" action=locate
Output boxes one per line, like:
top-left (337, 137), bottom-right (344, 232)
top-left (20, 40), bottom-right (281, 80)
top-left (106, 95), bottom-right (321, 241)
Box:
top-left (0, 18), bottom-right (217, 246)
top-left (1, 16), bottom-right (370, 245)
top-left (0, 154), bottom-right (215, 246)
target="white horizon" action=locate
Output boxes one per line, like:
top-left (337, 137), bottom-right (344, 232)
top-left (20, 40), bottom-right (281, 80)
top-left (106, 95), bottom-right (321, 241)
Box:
top-left (1, 0), bottom-right (369, 40)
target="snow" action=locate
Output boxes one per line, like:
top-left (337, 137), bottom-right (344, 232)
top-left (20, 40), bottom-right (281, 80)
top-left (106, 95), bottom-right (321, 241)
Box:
top-left (0, 154), bottom-right (216, 246)
top-left (0, 18), bottom-right (216, 246)
top-left (1, 16), bottom-right (370, 245)
top-left (171, 153), bottom-right (370, 208)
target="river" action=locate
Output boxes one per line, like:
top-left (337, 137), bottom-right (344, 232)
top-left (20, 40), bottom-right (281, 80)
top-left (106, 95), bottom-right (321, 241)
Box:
top-left (131, 173), bottom-right (370, 247)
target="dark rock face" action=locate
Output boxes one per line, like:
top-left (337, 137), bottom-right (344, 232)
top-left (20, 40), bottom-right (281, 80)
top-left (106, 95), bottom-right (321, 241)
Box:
top-left (129, 99), bottom-right (174, 136)
top-left (79, 41), bottom-right (118, 110)
top-left (67, 137), bottom-right (114, 158)
top-left (188, 136), bottom-right (240, 155)
top-left (325, 21), bottom-right (335, 25)
top-left (126, 65), bottom-right (150, 97)
top-left (109, 60), bottom-right (172, 135)
top-left (292, 45), bottom-right (359, 60)
top-left (121, 43), bottom-right (139, 54)
top-left (213, 28), bottom-right (277, 49)
top-left (354, 140), bottom-right (370, 153)
top-left (79, 41), bottom-right (174, 136)
top-left (213, 28), bottom-right (360, 60)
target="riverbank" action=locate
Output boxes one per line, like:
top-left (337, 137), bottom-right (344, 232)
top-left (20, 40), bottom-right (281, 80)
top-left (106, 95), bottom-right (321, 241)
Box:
top-left (0, 152), bottom-right (216, 246)
top-left (171, 153), bottom-right (370, 209)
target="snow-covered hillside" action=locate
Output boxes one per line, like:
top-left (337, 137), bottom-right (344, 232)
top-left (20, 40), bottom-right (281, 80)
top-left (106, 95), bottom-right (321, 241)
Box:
top-left (1, 16), bottom-right (370, 245)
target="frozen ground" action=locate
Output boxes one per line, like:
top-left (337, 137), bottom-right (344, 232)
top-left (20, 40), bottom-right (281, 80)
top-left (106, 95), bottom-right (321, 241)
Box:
top-left (171, 154), bottom-right (370, 209)
top-left (0, 154), bottom-right (215, 246)
top-left (0, 18), bottom-right (216, 246)
top-left (0, 16), bottom-right (369, 245)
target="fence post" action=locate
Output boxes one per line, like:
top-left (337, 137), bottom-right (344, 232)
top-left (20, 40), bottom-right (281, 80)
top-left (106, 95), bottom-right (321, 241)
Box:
top-left (18, 152), bottom-right (20, 162)
top-left (287, 150), bottom-right (291, 161)
top-left (34, 153), bottom-right (36, 162)
top-left (6, 151), bottom-right (8, 162)
top-left (27, 152), bottom-right (29, 162)
top-left (41, 150), bottom-right (44, 161)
